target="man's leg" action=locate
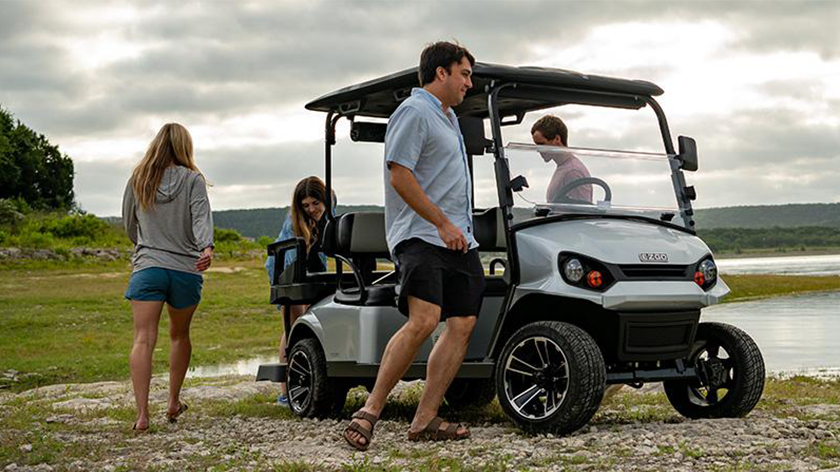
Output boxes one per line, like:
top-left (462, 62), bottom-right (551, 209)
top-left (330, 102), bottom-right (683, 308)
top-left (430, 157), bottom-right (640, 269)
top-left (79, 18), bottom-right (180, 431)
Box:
top-left (345, 296), bottom-right (440, 447)
top-left (409, 315), bottom-right (476, 434)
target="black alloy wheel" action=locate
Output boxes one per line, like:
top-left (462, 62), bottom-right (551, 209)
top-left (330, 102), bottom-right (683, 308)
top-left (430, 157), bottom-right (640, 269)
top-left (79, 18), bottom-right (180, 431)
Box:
top-left (287, 337), bottom-right (346, 418)
top-left (664, 322), bottom-right (765, 419)
top-left (495, 321), bottom-right (605, 435)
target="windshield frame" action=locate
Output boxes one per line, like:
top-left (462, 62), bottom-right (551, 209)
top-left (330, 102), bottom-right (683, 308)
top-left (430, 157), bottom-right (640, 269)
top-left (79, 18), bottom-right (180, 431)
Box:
top-left (487, 84), bottom-right (695, 233)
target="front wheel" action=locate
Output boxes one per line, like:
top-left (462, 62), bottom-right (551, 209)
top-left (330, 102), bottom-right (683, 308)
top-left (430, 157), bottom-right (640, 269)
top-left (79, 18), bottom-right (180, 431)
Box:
top-left (664, 322), bottom-right (765, 419)
top-left (495, 321), bottom-right (605, 435)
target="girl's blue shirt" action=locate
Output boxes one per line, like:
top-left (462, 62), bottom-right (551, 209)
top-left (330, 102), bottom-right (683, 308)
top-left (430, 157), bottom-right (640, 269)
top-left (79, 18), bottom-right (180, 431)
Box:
top-left (264, 214), bottom-right (328, 282)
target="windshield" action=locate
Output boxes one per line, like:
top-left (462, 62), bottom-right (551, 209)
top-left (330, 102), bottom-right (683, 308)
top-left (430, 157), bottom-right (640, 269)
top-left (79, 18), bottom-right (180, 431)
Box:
top-left (498, 143), bottom-right (683, 226)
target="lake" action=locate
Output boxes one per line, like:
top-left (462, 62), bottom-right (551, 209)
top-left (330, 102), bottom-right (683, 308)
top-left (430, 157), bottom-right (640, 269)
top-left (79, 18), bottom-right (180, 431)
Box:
top-left (718, 253), bottom-right (840, 276)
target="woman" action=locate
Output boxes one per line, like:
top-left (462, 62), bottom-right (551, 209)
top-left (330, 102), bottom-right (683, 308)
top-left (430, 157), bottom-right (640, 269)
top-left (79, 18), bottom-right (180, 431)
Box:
top-left (122, 123), bottom-right (214, 432)
top-left (265, 176), bottom-right (330, 406)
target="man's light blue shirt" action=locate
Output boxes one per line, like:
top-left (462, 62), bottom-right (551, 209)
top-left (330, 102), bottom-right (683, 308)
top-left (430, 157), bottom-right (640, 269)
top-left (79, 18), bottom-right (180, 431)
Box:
top-left (383, 87), bottom-right (477, 254)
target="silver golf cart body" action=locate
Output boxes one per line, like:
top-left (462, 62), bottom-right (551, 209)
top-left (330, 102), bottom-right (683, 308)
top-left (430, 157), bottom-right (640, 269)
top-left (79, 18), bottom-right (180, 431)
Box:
top-left (260, 63), bottom-right (763, 430)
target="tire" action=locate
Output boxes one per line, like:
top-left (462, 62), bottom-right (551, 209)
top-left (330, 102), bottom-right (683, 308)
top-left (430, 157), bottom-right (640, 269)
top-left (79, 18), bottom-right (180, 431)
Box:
top-left (287, 337), bottom-right (346, 418)
top-left (495, 321), bottom-right (606, 435)
top-left (445, 377), bottom-right (496, 409)
top-left (664, 322), bottom-right (765, 419)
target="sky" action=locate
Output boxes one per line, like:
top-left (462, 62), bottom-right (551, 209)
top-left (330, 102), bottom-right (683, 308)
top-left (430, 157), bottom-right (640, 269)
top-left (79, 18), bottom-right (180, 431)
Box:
top-left (1, 0), bottom-right (838, 216)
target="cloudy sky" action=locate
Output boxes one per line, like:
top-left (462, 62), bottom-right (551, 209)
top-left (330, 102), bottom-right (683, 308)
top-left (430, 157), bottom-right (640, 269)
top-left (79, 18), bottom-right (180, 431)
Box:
top-left (1, 0), bottom-right (838, 216)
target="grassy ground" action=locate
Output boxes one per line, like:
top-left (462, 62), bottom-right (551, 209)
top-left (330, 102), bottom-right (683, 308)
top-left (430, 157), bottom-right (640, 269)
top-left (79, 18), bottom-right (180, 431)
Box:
top-left (0, 257), bottom-right (278, 391)
top-left (723, 274), bottom-right (840, 302)
top-left (0, 376), bottom-right (837, 471)
top-left (1, 257), bottom-right (839, 392)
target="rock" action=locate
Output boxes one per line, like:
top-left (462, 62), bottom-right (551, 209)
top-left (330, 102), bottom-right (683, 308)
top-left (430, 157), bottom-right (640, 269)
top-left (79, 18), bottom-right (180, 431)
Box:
top-left (19, 444), bottom-right (32, 453)
top-left (52, 398), bottom-right (113, 412)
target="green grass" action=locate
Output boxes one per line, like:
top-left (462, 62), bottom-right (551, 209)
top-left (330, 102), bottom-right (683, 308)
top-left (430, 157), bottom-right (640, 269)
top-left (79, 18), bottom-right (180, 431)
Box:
top-left (723, 274), bottom-right (840, 302)
top-left (0, 258), bottom-right (278, 391)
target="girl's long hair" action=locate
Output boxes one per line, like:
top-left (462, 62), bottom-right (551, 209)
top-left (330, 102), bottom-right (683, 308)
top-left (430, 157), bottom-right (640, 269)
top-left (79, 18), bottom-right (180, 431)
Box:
top-left (290, 176), bottom-right (327, 250)
top-left (132, 123), bottom-right (204, 210)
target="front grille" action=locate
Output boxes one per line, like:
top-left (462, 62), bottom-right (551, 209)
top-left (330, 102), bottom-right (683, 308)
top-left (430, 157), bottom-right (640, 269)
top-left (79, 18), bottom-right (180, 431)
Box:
top-left (618, 264), bottom-right (690, 279)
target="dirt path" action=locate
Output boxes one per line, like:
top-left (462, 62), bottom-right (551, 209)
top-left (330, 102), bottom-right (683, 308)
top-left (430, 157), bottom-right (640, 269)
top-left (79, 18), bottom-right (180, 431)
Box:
top-left (1, 377), bottom-right (838, 471)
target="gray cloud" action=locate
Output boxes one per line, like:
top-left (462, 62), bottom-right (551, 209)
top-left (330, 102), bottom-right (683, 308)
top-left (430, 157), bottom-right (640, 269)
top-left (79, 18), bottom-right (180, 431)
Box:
top-left (2, 0), bottom-right (839, 215)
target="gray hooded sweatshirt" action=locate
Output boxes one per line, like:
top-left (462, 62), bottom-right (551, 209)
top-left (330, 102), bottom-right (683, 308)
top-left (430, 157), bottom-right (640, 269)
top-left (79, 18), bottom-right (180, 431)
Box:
top-left (122, 166), bottom-right (214, 274)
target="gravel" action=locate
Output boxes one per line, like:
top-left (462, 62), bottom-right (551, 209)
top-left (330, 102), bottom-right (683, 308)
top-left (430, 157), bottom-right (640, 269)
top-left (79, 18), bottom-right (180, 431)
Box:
top-left (1, 377), bottom-right (838, 471)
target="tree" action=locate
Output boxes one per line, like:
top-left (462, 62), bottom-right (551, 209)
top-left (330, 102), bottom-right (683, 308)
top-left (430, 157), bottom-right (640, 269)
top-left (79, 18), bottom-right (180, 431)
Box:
top-left (0, 106), bottom-right (75, 209)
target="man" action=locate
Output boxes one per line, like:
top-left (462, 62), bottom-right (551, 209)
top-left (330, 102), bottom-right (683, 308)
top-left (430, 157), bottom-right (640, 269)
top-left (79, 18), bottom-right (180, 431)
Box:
top-left (531, 115), bottom-right (593, 204)
top-left (343, 41), bottom-right (484, 450)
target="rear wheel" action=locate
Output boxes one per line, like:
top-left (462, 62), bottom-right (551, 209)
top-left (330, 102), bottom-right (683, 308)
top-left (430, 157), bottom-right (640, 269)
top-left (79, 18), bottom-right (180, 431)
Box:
top-left (664, 322), bottom-right (765, 419)
top-left (495, 321), bottom-right (605, 435)
top-left (445, 378), bottom-right (496, 408)
top-left (287, 337), bottom-right (346, 418)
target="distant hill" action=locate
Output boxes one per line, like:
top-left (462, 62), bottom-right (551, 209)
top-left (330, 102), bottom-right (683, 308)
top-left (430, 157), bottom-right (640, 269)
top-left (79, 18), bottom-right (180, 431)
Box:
top-left (693, 203), bottom-right (840, 229)
top-left (213, 205), bottom-right (383, 238)
top-left (107, 202), bottom-right (840, 238)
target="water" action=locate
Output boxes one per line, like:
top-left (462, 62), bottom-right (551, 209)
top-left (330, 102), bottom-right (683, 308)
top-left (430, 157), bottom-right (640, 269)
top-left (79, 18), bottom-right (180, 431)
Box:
top-left (704, 291), bottom-right (840, 375)
top-left (717, 254), bottom-right (840, 276)
top-left (187, 355), bottom-right (276, 379)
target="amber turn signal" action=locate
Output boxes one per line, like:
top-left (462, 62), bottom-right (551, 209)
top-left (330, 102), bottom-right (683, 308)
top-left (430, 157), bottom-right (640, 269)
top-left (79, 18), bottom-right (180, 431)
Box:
top-left (587, 270), bottom-right (603, 288)
top-left (694, 271), bottom-right (705, 286)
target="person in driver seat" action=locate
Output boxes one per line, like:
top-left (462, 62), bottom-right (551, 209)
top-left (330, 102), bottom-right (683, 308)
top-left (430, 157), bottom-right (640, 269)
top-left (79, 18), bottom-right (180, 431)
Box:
top-left (531, 115), bottom-right (593, 204)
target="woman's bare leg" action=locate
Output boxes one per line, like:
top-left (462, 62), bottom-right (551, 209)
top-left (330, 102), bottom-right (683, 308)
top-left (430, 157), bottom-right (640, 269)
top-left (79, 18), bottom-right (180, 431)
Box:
top-left (166, 303), bottom-right (197, 416)
top-left (279, 304), bottom-right (308, 397)
top-left (130, 301), bottom-right (164, 429)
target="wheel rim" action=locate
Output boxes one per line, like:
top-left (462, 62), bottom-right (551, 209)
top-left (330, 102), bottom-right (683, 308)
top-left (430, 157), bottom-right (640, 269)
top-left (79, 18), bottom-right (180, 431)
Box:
top-left (503, 336), bottom-right (569, 420)
top-left (288, 349), bottom-right (313, 414)
top-left (686, 342), bottom-right (735, 407)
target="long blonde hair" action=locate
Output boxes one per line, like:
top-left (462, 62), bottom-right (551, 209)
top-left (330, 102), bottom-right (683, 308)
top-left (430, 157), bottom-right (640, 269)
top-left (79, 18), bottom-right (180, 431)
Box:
top-left (132, 123), bottom-right (204, 210)
top-left (290, 176), bottom-right (327, 250)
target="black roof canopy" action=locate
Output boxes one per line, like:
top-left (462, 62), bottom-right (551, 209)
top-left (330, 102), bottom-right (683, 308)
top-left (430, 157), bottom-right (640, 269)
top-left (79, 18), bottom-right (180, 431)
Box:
top-left (305, 62), bottom-right (664, 119)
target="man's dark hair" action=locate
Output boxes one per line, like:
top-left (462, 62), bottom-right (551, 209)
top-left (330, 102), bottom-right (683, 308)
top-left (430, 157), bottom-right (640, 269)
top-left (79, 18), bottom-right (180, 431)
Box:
top-left (418, 41), bottom-right (475, 86)
top-left (531, 115), bottom-right (569, 146)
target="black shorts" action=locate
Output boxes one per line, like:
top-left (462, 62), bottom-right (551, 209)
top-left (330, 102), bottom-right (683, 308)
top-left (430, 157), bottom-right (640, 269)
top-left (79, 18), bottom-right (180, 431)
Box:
top-left (394, 238), bottom-right (485, 319)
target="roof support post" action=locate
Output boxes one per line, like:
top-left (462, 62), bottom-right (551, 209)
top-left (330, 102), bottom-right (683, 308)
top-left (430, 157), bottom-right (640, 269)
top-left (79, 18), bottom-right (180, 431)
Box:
top-left (324, 112), bottom-right (342, 223)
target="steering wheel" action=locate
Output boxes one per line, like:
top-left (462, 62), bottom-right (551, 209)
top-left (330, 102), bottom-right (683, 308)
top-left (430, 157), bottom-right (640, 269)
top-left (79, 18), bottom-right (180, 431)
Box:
top-left (553, 177), bottom-right (612, 205)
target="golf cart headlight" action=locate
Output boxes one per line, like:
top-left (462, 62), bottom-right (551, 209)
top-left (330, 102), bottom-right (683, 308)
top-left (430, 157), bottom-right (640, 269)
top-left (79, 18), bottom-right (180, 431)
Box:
top-left (564, 258), bottom-right (584, 283)
top-left (699, 259), bottom-right (717, 282)
top-left (695, 258), bottom-right (717, 289)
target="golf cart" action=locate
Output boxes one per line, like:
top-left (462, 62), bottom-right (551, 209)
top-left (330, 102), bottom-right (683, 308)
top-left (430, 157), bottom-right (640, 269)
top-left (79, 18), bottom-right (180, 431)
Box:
top-left (258, 63), bottom-right (765, 435)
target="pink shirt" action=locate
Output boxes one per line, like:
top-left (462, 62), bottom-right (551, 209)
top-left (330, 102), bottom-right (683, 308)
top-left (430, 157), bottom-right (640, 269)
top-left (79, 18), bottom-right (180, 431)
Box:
top-left (546, 154), bottom-right (593, 204)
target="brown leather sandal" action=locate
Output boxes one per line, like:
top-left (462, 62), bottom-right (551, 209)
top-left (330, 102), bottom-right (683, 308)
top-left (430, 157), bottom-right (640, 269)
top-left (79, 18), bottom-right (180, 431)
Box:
top-left (407, 417), bottom-right (470, 442)
top-left (166, 402), bottom-right (188, 424)
top-left (343, 410), bottom-right (379, 451)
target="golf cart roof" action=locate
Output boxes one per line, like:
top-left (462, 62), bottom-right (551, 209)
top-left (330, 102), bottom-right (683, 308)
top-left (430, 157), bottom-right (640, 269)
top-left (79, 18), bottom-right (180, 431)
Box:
top-left (305, 62), bottom-right (664, 119)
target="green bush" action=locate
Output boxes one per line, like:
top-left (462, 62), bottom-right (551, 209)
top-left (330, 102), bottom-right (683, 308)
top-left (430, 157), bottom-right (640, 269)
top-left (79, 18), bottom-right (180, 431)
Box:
top-left (0, 229), bottom-right (7, 245)
top-left (40, 214), bottom-right (109, 240)
top-left (214, 227), bottom-right (242, 243)
top-left (0, 199), bottom-right (25, 226)
top-left (17, 230), bottom-right (56, 249)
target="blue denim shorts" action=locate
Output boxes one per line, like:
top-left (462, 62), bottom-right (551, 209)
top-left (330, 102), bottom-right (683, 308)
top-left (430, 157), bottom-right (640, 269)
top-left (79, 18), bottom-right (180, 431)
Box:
top-left (124, 267), bottom-right (203, 309)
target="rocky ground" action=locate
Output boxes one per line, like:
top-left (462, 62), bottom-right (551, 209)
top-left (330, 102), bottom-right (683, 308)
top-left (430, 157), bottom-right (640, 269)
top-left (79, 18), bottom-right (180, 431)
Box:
top-left (1, 376), bottom-right (839, 471)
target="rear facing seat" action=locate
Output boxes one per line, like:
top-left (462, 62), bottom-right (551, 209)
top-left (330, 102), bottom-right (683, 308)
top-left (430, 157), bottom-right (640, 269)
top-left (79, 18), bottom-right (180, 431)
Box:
top-left (330, 208), bottom-right (508, 306)
top-left (331, 212), bottom-right (395, 306)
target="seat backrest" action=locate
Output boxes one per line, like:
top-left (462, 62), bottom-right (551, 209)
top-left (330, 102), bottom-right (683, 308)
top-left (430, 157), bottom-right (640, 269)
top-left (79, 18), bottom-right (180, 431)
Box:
top-left (473, 207), bottom-right (507, 251)
top-left (335, 212), bottom-right (389, 255)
